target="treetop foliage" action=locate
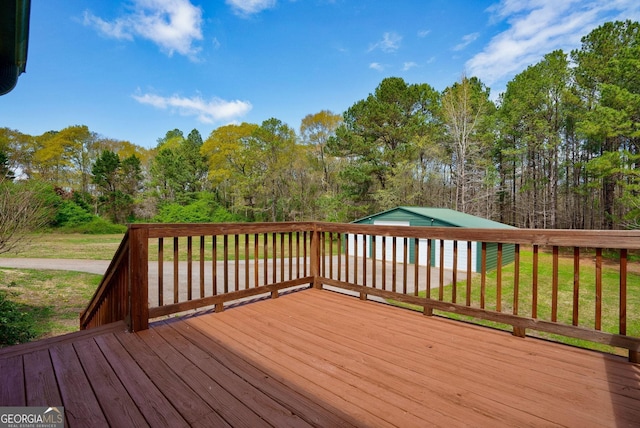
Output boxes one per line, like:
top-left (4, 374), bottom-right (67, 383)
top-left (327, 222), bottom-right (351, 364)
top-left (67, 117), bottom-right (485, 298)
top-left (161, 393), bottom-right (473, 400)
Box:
top-left (2, 20), bottom-right (640, 229)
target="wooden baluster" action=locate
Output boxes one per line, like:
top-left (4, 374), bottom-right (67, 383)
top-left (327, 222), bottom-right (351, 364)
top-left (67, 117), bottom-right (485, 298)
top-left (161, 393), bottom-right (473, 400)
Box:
top-left (532, 245), bottom-right (538, 319)
top-left (158, 237), bottom-right (163, 307)
top-left (223, 235), bottom-right (229, 294)
top-left (414, 238), bottom-right (419, 297)
top-left (573, 247), bottom-right (580, 326)
top-left (392, 237), bottom-right (397, 294)
top-left (173, 237), bottom-right (179, 304)
top-left (382, 236), bottom-right (386, 291)
top-left (452, 240), bottom-right (458, 303)
top-left (234, 234), bottom-right (240, 292)
top-left (595, 248), bottom-right (602, 330)
top-left (200, 236), bottom-right (205, 298)
top-left (372, 236), bottom-right (377, 289)
top-left (263, 233), bottom-right (268, 286)
top-left (466, 241), bottom-right (472, 307)
top-left (496, 243), bottom-right (502, 312)
top-left (439, 240), bottom-right (445, 301)
top-left (480, 242), bottom-right (487, 309)
top-left (187, 236), bottom-right (192, 301)
top-left (254, 233), bottom-right (259, 288)
top-left (402, 237), bottom-right (407, 295)
top-left (212, 235), bottom-right (217, 296)
top-left (552, 246), bottom-right (559, 322)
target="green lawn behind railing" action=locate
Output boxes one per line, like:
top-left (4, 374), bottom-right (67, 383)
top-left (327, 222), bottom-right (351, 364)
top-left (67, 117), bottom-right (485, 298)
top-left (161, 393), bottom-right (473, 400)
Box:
top-left (392, 249), bottom-right (640, 355)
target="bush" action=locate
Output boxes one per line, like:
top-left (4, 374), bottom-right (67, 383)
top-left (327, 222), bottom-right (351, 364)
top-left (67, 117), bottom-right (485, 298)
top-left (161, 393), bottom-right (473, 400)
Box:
top-left (0, 290), bottom-right (37, 346)
top-left (153, 193), bottom-right (245, 223)
top-left (71, 217), bottom-right (127, 234)
top-left (54, 200), bottom-right (94, 227)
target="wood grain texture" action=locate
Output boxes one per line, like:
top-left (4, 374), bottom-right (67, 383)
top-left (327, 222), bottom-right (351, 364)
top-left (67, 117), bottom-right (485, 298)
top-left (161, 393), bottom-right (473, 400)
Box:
top-left (3, 289), bottom-right (639, 427)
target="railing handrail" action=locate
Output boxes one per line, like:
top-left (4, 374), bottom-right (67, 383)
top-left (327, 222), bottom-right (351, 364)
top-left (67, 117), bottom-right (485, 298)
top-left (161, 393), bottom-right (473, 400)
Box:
top-left (79, 229), bottom-right (130, 329)
top-left (80, 222), bottom-right (640, 362)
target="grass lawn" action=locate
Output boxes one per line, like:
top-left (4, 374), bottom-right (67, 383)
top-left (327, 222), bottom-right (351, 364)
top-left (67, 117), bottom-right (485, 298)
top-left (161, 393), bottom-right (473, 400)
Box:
top-left (0, 232), bottom-right (332, 262)
top-left (0, 233), bottom-right (125, 260)
top-left (0, 268), bottom-right (102, 346)
top-left (392, 248), bottom-right (640, 355)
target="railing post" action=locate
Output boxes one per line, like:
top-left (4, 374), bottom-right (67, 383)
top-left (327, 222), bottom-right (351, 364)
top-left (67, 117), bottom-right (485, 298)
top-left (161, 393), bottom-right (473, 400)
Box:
top-left (310, 228), bottom-right (321, 289)
top-left (129, 226), bottom-right (149, 332)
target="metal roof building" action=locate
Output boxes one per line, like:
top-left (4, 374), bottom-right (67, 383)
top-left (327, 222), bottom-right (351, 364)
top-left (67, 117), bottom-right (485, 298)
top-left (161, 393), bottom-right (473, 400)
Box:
top-left (351, 206), bottom-right (517, 273)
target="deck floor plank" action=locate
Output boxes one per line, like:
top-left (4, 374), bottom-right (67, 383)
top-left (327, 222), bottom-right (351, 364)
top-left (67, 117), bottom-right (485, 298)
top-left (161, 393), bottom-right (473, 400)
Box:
top-left (0, 354), bottom-right (25, 406)
top-left (167, 319), bottom-right (360, 428)
top-left (297, 291), bottom-right (640, 425)
top-left (1, 288), bottom-right (639, 427)
top-left (49, 342), bottom-right (109, 427)
top-left (93, 332), bottom-right (189, 427)
top-left (187, 314), bottom-right (398, 427)
top-left (235, 296), bottom-right (560, 427)
top-left (23, 349), bottom-right (63, 407)
top-left (73, 337), bottom-right (148, 427)
top-left (153, 320), bottom-right (315, 428)
top-left (198, 312), bottom-right (433, 427)
top-left (115, 328), bottom-right (233, 427)
top-left (137, 326), bottom-right (273, 427)
top-left (288, 290), bottom-right (640, 421)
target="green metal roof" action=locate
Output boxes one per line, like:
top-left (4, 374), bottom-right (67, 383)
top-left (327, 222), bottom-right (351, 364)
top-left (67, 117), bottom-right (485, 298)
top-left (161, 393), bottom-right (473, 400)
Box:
top-left (354, 206), bottom-right (517, 229)
top-left (0, 0), bottom-right (31, 95)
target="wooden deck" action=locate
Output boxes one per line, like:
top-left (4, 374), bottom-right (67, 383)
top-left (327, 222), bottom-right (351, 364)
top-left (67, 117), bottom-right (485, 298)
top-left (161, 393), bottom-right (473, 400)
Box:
top-left (2, 288), bottom-right (639, 427)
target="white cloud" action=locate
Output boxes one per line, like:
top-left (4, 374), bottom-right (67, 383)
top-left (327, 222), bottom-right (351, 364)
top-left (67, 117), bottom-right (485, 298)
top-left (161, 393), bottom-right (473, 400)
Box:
top-left (83, 0), bottom-right (203, 59)
top-left (368, 32), bottom-right (402, 53)
top-left (417, 29), bottom-right (431, 38)
top-left (369, 62), bottom-right (385, 71)
top-left (133, 92), bottom-right (253, 123)
top-left (453, 32), bottom-right (479, 51)
top-left (403, 61), bottom-right (418, 71)
top-left (467, 0), bottom-right (640, 90)
top-left (226, 0), bottom-right (277, 16)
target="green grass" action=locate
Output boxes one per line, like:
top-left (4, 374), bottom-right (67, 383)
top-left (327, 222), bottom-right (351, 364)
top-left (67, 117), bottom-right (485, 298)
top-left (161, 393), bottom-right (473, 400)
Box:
top-left (0, 233), bottom-right (125, 260)
top-left (0, 232), bottom-right (338, 262)
top-left (391, 249), bottom-right (640, 355)
top-left (0, 268), bottom-right (102, 346)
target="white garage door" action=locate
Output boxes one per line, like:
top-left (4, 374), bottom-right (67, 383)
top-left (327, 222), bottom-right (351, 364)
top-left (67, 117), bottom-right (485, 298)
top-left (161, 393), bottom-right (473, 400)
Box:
top-left (371, 220), bottom-right (410, 262)
top-left (433, 239), bottom-right (476, 272)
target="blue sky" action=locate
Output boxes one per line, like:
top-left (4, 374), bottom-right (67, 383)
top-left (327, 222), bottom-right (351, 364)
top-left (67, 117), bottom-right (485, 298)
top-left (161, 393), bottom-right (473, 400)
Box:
top-left (1, 0), bottom-right (639, 148)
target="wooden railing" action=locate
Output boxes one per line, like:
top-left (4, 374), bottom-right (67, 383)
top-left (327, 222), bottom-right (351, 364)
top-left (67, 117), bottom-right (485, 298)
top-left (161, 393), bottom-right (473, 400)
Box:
top-left (81, 222), bottom-right (640, 362)
top-left (80, 230), bottom-right (130, 330)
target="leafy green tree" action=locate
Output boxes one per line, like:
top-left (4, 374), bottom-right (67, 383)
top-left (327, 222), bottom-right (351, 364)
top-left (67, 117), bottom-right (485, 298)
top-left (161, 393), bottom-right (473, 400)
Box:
top-left (300, 110), bottom-right (342, 192)
top-left (572, 20), bottom-right (640, 228)
top-left (149, 129), bottom-right (207, 205)
top-left (498, 51), bottom-right (574, 228)
top-left (252, 118), bottom-right (301, 221)
top-left (201, 122), bottom-right (260, 215)
top-left (441, 76), bottom-right (496, 216)
top-left (92, 150), bottom-right (141, 223)
top-left (328, 77), bottom-right (441, 216)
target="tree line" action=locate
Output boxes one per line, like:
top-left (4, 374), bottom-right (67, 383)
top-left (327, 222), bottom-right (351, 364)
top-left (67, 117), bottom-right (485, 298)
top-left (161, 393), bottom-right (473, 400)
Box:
top-left (1, 20), bottom-right (639, 232)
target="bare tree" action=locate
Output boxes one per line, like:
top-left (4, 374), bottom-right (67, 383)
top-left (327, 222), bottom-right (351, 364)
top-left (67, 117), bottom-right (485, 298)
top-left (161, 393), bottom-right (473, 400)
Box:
top-left (0, 177), bottom-right (54, 255)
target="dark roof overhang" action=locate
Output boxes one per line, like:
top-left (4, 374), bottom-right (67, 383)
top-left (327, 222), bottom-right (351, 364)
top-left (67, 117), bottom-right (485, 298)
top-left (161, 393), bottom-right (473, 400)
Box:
top-left (0, 0), bottom-right (31, 95)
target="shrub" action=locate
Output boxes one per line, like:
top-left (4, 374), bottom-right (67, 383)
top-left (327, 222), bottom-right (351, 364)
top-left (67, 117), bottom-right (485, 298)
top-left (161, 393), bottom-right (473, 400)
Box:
top-left (0, 290), bottom-right (37, 346)
top-left (153, 192), bottom-right (245, 223)
top-left (54, 200), bottom-right (94, 227)
top-left (72, 217), bottom-right (127, 234)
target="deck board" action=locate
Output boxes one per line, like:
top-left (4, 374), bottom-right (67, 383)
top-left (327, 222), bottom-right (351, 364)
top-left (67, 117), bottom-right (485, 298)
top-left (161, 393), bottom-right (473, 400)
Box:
top-left (1, 288), bottom-right (639, 427)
